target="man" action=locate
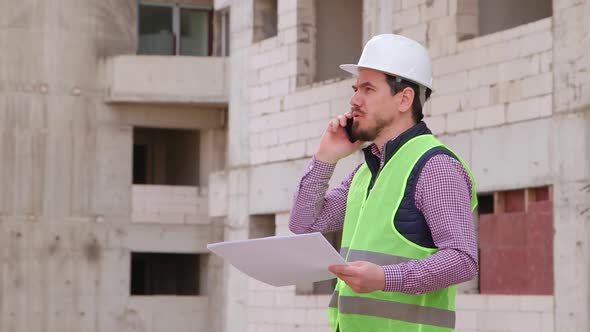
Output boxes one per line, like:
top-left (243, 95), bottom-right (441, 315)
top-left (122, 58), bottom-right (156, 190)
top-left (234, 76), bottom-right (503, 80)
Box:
top-left (289, 34), bottom-right (478, 332)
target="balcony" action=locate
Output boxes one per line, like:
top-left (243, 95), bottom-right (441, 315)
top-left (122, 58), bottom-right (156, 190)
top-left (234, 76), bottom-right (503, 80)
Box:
top-left (132, 185), bottom-right (210, 225)
top-left (106, 55), bottom-right (228, 105)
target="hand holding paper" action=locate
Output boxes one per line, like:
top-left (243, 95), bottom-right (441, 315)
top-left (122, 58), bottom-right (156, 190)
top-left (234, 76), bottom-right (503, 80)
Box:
top-left (328, 261), bottom-right (385, 293)
top-left (207, 232), bottom-right (346, 287)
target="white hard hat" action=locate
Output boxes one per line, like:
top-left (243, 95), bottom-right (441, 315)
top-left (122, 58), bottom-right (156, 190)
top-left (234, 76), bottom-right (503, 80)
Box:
top-left (340, 34), bottom-right (433, 91)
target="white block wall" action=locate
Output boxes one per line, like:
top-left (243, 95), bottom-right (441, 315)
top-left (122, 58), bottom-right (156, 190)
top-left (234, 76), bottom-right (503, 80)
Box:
top-left (456, 295), bottom-right (554, 332)
top-left (428, 18), bottom-right (553, 135)
top-left (247, 0), bottom-right (357, 166)
top-left (132, 185), bottom-right (209, 225)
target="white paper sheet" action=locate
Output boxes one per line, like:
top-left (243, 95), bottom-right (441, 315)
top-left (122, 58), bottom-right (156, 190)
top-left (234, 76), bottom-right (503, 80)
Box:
top-left (207, 232), bottom-right (346, 287)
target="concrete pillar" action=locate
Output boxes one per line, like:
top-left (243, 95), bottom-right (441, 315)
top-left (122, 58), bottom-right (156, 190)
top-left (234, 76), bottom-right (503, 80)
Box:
top-left (1, 1), bottom-right (138, 331)
top-left (221, 1), bottom-right (254, 331)
top-left (363, 0), bottom-right (395, 42)
top-left (295, 0), bottom-right (316, 87)
top-left (552, 0), bottom-right (590, 331)
top-left (222, 169), bottom-right (250, 332)
top-left (226, 1), bottom-right (253, 168)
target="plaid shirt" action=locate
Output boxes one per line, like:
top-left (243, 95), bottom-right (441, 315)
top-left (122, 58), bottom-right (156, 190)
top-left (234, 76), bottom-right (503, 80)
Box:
top-left (289, 143), bottom-right (478, 294)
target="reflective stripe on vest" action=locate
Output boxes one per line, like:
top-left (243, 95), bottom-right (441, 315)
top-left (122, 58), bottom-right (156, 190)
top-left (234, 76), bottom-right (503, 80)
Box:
top-left (328, 291), bottom-right (456, 329)
top-left (339, 247), bottom-right (412, 266)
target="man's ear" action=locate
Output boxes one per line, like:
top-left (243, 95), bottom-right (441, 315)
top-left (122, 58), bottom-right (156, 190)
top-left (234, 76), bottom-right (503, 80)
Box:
top-left (398, 87), bottom-right (415, 114)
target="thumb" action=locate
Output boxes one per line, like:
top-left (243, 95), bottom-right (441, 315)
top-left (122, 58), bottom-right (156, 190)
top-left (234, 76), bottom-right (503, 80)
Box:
top-left (347, 261), bottom-right (366, 267)
top-left (329, 264), bottom-right (356, 276)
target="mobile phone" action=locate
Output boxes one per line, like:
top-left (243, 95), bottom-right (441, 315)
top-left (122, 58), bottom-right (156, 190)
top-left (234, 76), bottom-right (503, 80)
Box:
top-left (344, 117), bottom-right (357, 143)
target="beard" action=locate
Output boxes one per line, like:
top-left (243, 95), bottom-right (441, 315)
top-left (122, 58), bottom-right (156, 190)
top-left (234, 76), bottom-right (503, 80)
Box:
top-left (350, 109), bottom-right (390, 142)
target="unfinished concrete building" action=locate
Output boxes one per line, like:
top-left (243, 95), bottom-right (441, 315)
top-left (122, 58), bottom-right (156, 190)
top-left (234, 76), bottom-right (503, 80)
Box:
top-left (0, 0), bottom-right (588, 331)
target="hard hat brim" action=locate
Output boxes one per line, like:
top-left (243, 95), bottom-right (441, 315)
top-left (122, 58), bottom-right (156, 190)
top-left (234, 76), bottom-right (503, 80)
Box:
top-left (339, 64), bottom-right (433, 91)
top-left (339, 64), bottom-right (360, 76)
top-left (341, 63), bottom-right (401, 78)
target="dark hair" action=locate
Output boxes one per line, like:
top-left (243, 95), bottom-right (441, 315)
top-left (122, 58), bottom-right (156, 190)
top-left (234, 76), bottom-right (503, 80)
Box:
top-left (385, 74), bottom-right (432, 123)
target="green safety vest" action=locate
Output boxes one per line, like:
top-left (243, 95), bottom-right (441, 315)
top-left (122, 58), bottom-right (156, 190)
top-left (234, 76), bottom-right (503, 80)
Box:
top-left (328, 134), bottom-right (478, 332)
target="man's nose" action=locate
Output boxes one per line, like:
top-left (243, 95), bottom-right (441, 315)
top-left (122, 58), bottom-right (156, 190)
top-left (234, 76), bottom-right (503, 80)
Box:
top-left (350, 92), bottom-right (362, 108)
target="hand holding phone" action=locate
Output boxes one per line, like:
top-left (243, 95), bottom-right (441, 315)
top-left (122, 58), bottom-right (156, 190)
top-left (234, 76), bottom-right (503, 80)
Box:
top-left (315, 113), bottom-right (362, 164)
top-left (344, 117), bottom-right (357, 143)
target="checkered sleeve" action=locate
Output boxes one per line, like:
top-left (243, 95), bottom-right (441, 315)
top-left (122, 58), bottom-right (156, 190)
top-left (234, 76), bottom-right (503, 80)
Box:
top-left (288, 156), bottom-right (361, 234)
